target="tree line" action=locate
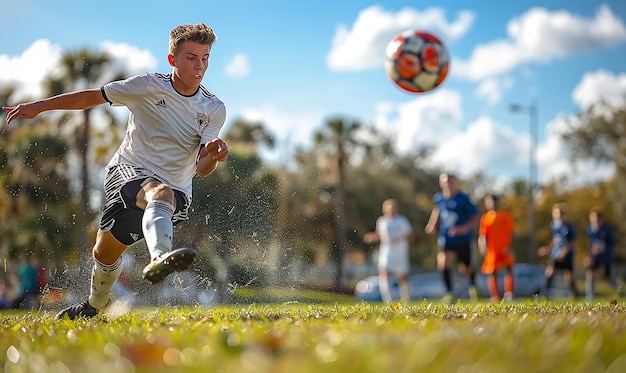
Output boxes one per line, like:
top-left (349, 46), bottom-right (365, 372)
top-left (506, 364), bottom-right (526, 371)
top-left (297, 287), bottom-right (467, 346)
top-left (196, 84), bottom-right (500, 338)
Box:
top-left (1, 48), bottom-right (624, 295)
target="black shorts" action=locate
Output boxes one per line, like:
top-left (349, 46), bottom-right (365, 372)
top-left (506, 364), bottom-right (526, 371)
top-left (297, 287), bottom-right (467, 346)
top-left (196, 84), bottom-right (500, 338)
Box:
top-left (99, 164), bottom-right (191, 245)
top-left (551, 255), bottom-right (574, 271)
top-left (442, 242), bottom-right (473, 267)
top-left (589, 255), bottom-right (611, 270)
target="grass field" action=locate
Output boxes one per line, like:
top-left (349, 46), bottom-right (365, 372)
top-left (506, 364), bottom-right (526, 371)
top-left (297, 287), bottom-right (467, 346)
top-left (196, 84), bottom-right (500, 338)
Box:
top-left (2, 295), bottom-right (626, 373)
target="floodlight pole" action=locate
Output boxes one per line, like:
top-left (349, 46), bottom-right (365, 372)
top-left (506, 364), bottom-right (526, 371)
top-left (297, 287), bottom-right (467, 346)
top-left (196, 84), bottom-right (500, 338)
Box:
top-left (510, 100), bottom-right (538, 264)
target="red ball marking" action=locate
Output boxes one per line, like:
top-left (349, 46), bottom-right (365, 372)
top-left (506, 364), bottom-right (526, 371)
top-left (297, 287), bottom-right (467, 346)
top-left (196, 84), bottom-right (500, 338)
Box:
top-left (397, 80), bottom-right (420, 93)
top-left (436, 64), bottom-right (449, 86)
top-left (396, 53), bottom-right (421, 79)
top-left (421, 45), bottom-right (439, 71)
top-left (413, 31), bottom-right (442, 44)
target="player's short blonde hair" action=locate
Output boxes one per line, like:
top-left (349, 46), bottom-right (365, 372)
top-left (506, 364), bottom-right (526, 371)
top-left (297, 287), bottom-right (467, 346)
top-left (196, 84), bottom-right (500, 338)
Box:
top-left (169, 23), bottom-right (217, 55)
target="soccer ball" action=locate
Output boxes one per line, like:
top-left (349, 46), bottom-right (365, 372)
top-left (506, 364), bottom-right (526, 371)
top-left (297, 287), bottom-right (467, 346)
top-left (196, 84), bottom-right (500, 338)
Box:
top-left (385, 30), bottom-right (449, 93)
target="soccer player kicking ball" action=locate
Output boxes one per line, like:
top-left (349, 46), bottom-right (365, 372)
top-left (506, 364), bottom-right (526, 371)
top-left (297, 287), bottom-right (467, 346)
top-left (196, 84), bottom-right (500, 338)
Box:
top-left (3, 23), bottom-right (228, 320)
top-left (478, 194), bottom-right (515, 303)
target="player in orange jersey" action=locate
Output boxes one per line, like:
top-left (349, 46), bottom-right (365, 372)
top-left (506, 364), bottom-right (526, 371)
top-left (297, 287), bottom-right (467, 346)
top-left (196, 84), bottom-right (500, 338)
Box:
top-left (478, 194), bottom-right (515, 303)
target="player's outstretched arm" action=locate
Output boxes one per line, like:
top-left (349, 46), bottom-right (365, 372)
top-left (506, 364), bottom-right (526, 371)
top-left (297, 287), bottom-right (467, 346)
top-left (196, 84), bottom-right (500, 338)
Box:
top-left (3, 89), bottom-right (106, 125)
top-left (424, 207), bottom-right (439, 235)
top-left (197, 137), bottom-right (229, 177)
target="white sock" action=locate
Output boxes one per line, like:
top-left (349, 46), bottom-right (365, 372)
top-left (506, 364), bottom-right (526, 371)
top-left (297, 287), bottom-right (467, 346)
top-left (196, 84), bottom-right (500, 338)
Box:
top-left (142, 200), bottom-right (175, 261)
top-left (399, 280), bottom-right (410, 301)
top-left (89, 257), bottom-right (122, 309)
top-left (379, 276), bottom-right (391, 302)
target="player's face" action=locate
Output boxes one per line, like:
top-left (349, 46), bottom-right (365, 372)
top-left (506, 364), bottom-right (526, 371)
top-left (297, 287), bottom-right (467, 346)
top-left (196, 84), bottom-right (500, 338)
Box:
top-left (169, 41), bottom-right (211, 94)
top-left (382, 202), bottom-right (398, 216)
top-left (484, 196), bottom-right (495, 210)
top-left (552, 208), bottom-right (564, 221)
top-left (439, 174), bottom-right (457, 194)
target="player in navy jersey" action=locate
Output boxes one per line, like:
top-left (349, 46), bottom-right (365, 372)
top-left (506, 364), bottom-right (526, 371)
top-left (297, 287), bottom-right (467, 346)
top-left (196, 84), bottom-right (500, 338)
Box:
top-left (3, 23), bottom-right (229, 319)
top-left (537, 203), bottom-right (580, 299)
top-left (583, 209), bottom-right (615, 301)
top-left (425, 173), bottom-right (479, 303)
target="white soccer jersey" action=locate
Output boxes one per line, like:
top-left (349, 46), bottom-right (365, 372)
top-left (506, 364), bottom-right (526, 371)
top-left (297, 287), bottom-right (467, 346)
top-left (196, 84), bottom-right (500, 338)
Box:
top-left (101, 73), bottom-right (225, 197)
top-left (376, 214), bottom-right (413, 274)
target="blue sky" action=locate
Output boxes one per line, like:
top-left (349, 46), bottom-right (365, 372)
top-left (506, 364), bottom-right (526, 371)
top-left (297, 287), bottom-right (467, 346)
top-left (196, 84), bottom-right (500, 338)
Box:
top-left (2, 0), bottom-right (626, 188)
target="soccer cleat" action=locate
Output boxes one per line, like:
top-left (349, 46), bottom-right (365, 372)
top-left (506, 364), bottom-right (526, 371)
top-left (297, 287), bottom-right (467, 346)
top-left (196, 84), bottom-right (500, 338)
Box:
top-left (142, 247), bottom-right (198, 284)
top-left (54, 300), bottom-right (99, 320)
top-left (489, 296), bottom-right (501, 304)
top-left (439, 293), bottom-right (454, 305)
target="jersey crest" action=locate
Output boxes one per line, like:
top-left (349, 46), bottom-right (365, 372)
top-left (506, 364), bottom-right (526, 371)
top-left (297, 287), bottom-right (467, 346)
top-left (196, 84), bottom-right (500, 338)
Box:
top-left (195, 113), bottom-right (209, 129)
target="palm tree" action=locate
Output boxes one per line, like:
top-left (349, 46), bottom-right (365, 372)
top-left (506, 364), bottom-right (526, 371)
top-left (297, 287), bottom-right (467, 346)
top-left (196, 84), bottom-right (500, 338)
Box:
top-left (314, 117), bottom-right (363, 291)
top-left (42, 48), bottom-right (126, 261)
top-left (224, 118), bottom-right (275, 149)
top-left (1, 84), bottom-right (80, 263)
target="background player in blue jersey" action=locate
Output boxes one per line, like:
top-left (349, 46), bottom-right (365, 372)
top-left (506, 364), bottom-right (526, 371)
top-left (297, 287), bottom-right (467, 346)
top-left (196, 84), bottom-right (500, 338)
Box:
top-left (3, 23), bottom-right (229, 319)
top-left (583, 209), bottom-right (616, 301)
top-left (537, 203), bottom-right (580, 299)
top-left (425, 173), bottom-right (479, 303)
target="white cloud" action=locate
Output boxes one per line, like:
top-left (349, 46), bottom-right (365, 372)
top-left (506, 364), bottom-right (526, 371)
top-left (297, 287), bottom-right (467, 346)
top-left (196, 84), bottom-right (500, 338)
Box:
top-left (239, 104), bottom-right (325, 164)
top-left (572, 69), bottom-right (626, 110)
top-left (539, 114), bottom-right (614, 186)
top-left (0, 39), bottom-right (62, 100)
top-left (373, 88), bottom-right (463, 153)
top-left (431, 116), bottom-right (529, 176)
top-left (100, 41), bottom-right (158, 80)
top-left (454, 4), bottom-right (626, 81)
top-left (373, 90), bottom-right (529, 177)
top-left (224, 53), bottom-right (251, 79)
top-left (0, 39), bottom-right (157, 102)
top-left (327, 6), bottom-right (474, 71)
top-left (475, 76), bottom-right (514, 105)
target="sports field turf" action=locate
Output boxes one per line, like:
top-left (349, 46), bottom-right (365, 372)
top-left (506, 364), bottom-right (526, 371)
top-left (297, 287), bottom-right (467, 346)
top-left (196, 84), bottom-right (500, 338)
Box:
top-left (2, 298), bottom-right (625, 373)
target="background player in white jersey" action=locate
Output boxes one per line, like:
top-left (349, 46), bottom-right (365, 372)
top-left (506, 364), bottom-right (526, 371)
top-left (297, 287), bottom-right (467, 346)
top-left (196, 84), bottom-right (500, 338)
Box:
top-left (364, 199), bottom-right (414, 302)
top-left (3, 23), bottom-right (229, 319)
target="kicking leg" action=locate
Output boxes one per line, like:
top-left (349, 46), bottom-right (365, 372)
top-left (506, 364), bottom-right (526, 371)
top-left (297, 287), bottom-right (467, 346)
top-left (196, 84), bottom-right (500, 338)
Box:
top-left (138, 182), bottom-right (175, 261)
top-left (138, 182), bottom-right (197, 284)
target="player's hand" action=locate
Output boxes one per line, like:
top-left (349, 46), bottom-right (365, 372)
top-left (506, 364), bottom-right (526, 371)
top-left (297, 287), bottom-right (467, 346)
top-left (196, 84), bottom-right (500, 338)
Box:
top-left (197, 138), bottom-right (228, 177)
top-left (537, 246), bottom-right (548, 257)
top-left (363, 232), bottom-right (378, 244)
top-left (3, 103), bottom-right (41, 125)
top-left (449, 225), bottom-right (466, 237)
top-left (590, 244), bottom-right (603, 255)
top-left (424, 224), bottom-right (436, 235)
top-left (200, 138), bottom-right (229, 162)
